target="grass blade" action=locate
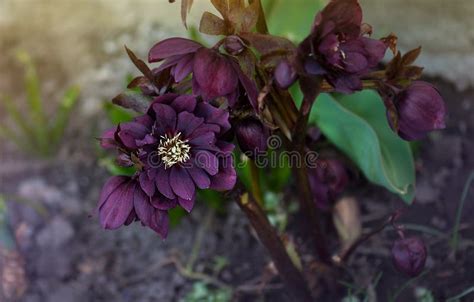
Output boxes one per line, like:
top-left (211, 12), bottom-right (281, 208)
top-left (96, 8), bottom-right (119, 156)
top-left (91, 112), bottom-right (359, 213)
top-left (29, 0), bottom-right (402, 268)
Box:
top-left (450, 171), bottom-right (474, 254)
top-left (49, 86), bottom-right (80, 147)
top-left (16, 51), bottom-right (49, 154)
top-left (0, 95), bottom-right (38, 145)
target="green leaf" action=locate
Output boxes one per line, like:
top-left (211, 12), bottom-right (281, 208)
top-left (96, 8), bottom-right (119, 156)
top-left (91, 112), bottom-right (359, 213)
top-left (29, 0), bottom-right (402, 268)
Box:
top-left (262, 0), bottom-right (325, 42)
top-left (104, 102), bottom-right (135, 125)
top-left (99, 157), bottom-right (135, 177)
top-left (312, 91), bottom-right (415, 203)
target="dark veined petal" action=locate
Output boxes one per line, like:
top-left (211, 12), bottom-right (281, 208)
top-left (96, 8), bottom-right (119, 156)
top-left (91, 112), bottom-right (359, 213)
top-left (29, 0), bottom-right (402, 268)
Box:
top-left (149, 37), bottom-right (202, 62)
top-left (194, 102), bottom-right (231, 133)
top-left (396, 81), bottom-right (446, 140)
top-left (318, 0), bottom-right (362, 39)
top-left (117, 122), bottom-right (150, 149)
top-left (194, 150), bottom-right (219, 176)
top-left (360, 37), bottom-right (387, 68)
top-left (151, 103), bottom-right (177, 134)
top-left (178, 196), bottom-right (195, 213)
top-left (99, 127), bottom-right (119, 149)
top-left (189, 132), bottom-right (216, 150)
top-left (187, 166), bottom-right (211, 189)
top-left (139, 172), bottom-right (156, 197)
top-left (171, 95), bottom-right (197, 113)
top-left (155, 168), bottom-right (175, 199)
top-left (327, 74), bottom-right (362, 94)
top-left (193, 48), bottom-right (239, 100)
top-left (133, 185), bottom-right (154, 226)
top-left (150, 194), bottom-right (178, 210)
top-left (173, 54), bottom-right (195, 82)
top-left (176, 111), bottom-right (204, 138)
top-left (99, 180), bottom-right (135, 230)
top-left (209, 156), bottom-right (237, 191)
top-left (149, 209), bottom-right (169, 238)
top-left (170, 166), bottom-right (195, 201)
top-left (98, 176), bottom-right (129, 209)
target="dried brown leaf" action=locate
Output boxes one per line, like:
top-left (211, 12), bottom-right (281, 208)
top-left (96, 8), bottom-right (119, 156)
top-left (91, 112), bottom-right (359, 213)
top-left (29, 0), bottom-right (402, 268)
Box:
top-left (333, 197), bottom-right (362, 251)
top-left (180, 0), bottom-right (194, 29)
top-left (125, 46), bottom-right (153, 81)
top-left (199, 12), bottom-right (228, 35)
top-left (401, 46), bottom-right (422, 66)
top-left (240, 33), bottom-right (295, 56)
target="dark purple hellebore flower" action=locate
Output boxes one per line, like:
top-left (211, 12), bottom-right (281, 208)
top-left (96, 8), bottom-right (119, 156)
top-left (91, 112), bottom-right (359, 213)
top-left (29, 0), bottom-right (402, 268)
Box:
top-left (308, 159), bottom-right (349, 210)
top-left (392, 237), bottom-right (427, 277)
top-left (392, 81), bottom-right (446, 140)
top-left (148, 38), bottom-right (258, 109)
top-left (298, 0), bottom-right (387, 93)
top-left (98, 93), bottom-right (237, 237)
top-left (234, 117), bottom-right (269, 158)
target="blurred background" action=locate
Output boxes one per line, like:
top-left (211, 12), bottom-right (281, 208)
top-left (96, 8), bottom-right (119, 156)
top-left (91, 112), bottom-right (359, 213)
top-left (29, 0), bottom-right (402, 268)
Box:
top-left (0, 0), bottom-right (473, 301)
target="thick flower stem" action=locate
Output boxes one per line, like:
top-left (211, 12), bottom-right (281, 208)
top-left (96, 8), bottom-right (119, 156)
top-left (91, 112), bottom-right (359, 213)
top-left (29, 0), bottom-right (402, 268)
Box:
top-left (235, 191), bottom-right (313, 301)
top-left (294, 164), bottom-right (331, 264)
top-left (291, 79), bottom-right (332, 264)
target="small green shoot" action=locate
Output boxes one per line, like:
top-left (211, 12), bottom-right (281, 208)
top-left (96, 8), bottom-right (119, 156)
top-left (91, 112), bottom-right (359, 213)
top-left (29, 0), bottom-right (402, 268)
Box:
top-left (0, 51), bottom-right (80, 157)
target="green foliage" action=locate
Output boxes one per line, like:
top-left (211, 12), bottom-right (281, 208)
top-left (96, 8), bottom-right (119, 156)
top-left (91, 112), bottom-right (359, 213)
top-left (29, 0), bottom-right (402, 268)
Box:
top-left (312, 91), bottom-right (415, 203)
top-left (0, 51), bottom-right (80, 157)
top-left (262, 0), bottom-right (325, 42)
top-left (181, 282), bottom-right (232, 302)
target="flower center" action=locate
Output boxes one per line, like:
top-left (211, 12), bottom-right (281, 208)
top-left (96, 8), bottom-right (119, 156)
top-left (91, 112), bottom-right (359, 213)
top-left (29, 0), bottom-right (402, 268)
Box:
top-left (157, 132), bottom-right (191, 168)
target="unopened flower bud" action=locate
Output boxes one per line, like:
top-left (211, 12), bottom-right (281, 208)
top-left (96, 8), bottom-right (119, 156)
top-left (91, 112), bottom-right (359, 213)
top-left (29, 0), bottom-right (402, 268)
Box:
top-left (395, 81), bottom-right (446, 140)
top-left (274, 59), bottom-right (297, 89)
top-left (392, 237), bottom-right (427, 277)
top-left (235, 118), bottom-right (269, 158)
top-left (224, 35), bottom-right (245, 56)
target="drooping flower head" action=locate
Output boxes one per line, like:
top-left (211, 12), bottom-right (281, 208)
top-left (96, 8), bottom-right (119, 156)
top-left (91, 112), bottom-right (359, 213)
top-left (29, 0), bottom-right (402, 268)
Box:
top-left (148, 38), bottom-right (258, 109)
top-left (298, 0), bottom-right (387, 93)
top-left (98, 93), bottom-right (236, 237)
top-left (390, 81), bottom-right (446, 140)
top-left (392, 236), bottom-right (427, 277)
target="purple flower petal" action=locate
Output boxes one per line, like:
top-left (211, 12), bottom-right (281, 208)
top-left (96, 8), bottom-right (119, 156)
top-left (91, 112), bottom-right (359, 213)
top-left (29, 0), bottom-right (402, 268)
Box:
top-left (178, 196), bottom-right (195, 213)
top-left (150, 194), bottom-right (178, 210)
top-left (139, 172), bottom-right (156, 197)
top-left (98, 176), bottom-right (129, 209)
top-left (194, 102), bottom-right (231, 133)
top-left (133, 186), bottom-right (153, 226)
top-left (170, 166), bottom-right (195, 200)
top-left (187, 166), bottom-right (211, 189)
top-left (193, 150), bottom-right (219, 176)
top-left (193, 48), bottom-right (239, 100)
top-left (171, 95), bottom-right (197, 113)
top-left (155, 168), bottom-right (175, 199)
top-left (149, 37), bottom-right (202, 62)
top-left (99, 180), bottom-right (135, 229)
top-left (151, 103), bottom-right (177, 134)
top-left (173, 54), bottom-right (195, 82)
top-left (209, 157), bottom-right (236, 191)
top-left (117, 122), bottom-right (150, 149)
top-left (177, 111), bottom-right (204, 138)
top-left (189, 132), bottom-right (216, 150)
top-left (99, 127), bottom-right (118, 149)
top-left (361, 37), bottom-right (387, 68)
top-left (230, 60), bottom-right (259, 110)
top-left (149, 209), bottom-right (169, 238)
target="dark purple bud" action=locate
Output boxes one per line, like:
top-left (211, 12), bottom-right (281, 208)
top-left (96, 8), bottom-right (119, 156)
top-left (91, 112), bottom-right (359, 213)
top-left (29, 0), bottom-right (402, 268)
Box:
top-left (224, 35), bottom-right (245, 56)
top-left (235, 118), bottom-right (269, 158)
top-left (274, 59), bottom-right (297, 89)
top-left (392, 237), bottom-right (427, 277)
top-left (395, 81), bottom-right (446, 140)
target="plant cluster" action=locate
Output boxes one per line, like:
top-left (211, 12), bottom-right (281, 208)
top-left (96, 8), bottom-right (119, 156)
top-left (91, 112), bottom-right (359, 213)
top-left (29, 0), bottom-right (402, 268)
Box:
top-left (97, 0), bottom-right (446, 299)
